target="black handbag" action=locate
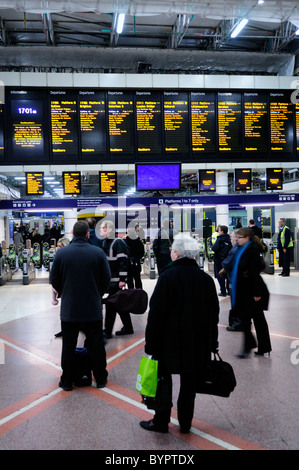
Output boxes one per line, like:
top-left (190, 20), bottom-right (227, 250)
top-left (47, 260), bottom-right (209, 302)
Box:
top-left (103, 288), bottom-right (148, 315)
top-left (141, 377), bottom-right (172, 411)
top-left (196, 352), bottom-right (237, 398)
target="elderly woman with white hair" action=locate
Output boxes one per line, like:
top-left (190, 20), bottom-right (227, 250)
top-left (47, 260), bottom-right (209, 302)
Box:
top-left (140, 233), bottom-right (219, 434)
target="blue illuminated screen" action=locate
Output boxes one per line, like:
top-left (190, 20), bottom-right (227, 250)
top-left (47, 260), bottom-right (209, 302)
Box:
top-left (136, 163), bottom-right (181, 190)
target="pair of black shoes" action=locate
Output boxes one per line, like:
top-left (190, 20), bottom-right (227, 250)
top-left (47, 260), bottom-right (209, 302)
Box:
top-left (139, 419), bottom-right (190, 434)
top-left (103, 327), bottom-right (134, 339)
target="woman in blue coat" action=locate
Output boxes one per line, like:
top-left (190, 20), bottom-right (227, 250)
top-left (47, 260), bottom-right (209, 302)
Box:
top-left (231, 227), bottom-right (272, 358)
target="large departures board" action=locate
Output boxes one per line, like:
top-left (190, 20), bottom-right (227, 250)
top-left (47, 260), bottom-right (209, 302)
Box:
top-left (1, 87), bottom-right (299, 165)
top-left (50, 90), bottom-right (78, 161)
top-left (79, 91), bottom-right (106, 160)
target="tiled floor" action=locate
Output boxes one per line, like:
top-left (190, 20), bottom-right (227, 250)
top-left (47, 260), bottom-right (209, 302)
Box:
top-left (0, 263), bottom-right (298, 451)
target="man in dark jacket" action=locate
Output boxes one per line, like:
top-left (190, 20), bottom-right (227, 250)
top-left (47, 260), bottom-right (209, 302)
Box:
top-left (212, 225), bottom-right (232, 297)
top-left (125, 227), bottom-right (145, 289)
top-left (50, 220), bottom-right (111, 391)
top-left (100, 220), bottom-right (133, 338)
top-left (140, 233), bottom-right (219, 434)
top-left (153, 218), bottom-right (176, 274)
top-left (86, 217), bottom-right (103, 248)
top-left (248, 219), bottom-right (262, 239)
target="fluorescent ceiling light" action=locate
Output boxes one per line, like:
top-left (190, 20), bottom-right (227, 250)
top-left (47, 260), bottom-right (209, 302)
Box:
top-left (231, 18), bottom-right (248, 38)
top-left (116, 14), bottom-right (125, 34)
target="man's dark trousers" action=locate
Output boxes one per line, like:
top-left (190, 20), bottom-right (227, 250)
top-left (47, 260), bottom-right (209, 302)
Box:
top-left (61, 320), bottom-right (107, 388)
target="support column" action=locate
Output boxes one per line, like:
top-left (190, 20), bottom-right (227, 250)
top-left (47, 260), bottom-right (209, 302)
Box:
top-left (216, 171), bottom-right (229, 227)
top-left (64, 209), bottom-right (77, 240)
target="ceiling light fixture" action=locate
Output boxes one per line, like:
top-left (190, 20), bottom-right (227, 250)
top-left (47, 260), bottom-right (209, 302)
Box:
top-left (295, 28), bottom-right (299, 35)
top-left (230, 18), bottom-right (248, 38)
top-left (116, 13), bottom-right (125, 34)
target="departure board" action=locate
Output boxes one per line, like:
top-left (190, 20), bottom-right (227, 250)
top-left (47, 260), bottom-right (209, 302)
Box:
top-left (218, 92), bottom-right (242, 153)
top-left (191, 92), bottom-right (216, 153)
top-left (62, 171), bottom-right (81, 195)
top-left (50, 90), bottom-right (78, 159)
top-left (26, 172), bottom-right (44, 195)
top-left (164, 92), bottom-right (189, 154)
top-left (79, 91), bottom-right (106, 158)
top-left (244, 92), bottom-right (268, 153)
top-left (99, 171), bottom-right (117, 194)
top-left (9, 90), bottom-right (46, 161)
top-left (234, 168), bottom-right (252, 191)
top-left (270, 92), bottom-right (294, 153)
top-left (198, 169), bottom-right (216, 192)
top-left (108, 91), bottom-right (134, 155)
top-left (266, 168), bottom-right (283, 190)
top-left (136, 91), bottom-right (162, 154)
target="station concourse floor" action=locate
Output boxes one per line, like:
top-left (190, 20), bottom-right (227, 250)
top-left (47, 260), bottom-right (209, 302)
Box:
top-left (0, 264), bottom-right (298, 453)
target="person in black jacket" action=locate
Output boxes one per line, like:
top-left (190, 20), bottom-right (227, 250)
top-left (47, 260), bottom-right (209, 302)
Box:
top-left (125, 227), bottom-right (145, 289)
top-left (152, 218), bottom-right (176, 274)
top-left (50, 220), bottom-right (111, 391)
top-left (231, 227), bottom-right (272, 358)
top-left (140, 233), bottom-right (219, 434)
top-left (86, 217), bottom-right (103, 248)
top-left (100, 220), bottom-right (133, 338)
top-left (212, 225), bottom-right (232, 297)
top-left (248, 219), bottom-right (262, 239)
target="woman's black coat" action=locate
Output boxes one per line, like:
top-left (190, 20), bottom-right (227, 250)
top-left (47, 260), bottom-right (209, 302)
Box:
top-left (233, 243), bottom-right (269, 318)
top-left (145, 258), bottom-right (219, 375)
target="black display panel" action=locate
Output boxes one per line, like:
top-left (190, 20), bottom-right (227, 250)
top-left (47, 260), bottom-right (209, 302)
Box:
top-left (163, 92), bottom-right (189, 155)
top-left (234, 168), bottom-right (252, 191)
top-left (270, 92), bottom-right (294, 154)
top-left (198, 169), bottom-right (216, 192)
top-left (79, 91), bottom-right (107, 159)
top-left (26, 172), bottom-right (44, 195)
top-left (7, 89), bottom-right (48, 162)
top-left (99, 171), bottom-right (117, 194)
top-left (108, 91), bottom-right (134, 155)
top-left (218, 92), bottom-right (242, 153)
top-left (244, 92), bottom-right (268, 154)
top-left (62, 171), bottom-right (81, 195)
top-left (191, 92), bottom-right (216, 154)
top-left (50, 90), bottom-right (78, 160)
top-left (266, 168), bottom-right (283, 190)
top-left (135, 91), bottom-right (162, 155)
top-left (135, 163), bottom-right (181, 191)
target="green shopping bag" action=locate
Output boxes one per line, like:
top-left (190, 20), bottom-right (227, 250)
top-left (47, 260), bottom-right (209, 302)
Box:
top-left (135, 356), bottom-right (158, 397)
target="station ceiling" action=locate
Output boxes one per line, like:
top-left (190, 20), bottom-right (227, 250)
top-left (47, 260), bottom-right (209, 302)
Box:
top-left (0, 1), bottom-right (298, 75)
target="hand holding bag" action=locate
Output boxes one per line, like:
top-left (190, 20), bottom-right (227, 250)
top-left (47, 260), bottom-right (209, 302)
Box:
top-left (135, 356), bottom-right (158, 397)
top-left (196, 352), bottom-right (237, 398)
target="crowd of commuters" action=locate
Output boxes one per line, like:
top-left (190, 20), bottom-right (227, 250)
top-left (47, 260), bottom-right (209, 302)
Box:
top-left (49, 215), bottom-right (290, 433)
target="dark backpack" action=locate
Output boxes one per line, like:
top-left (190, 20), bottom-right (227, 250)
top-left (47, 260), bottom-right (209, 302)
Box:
top-left (218, 240), bottom-right (232, 261)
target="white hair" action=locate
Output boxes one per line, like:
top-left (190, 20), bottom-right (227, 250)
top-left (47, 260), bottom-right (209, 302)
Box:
top-left (172, 233), bottom-right (199, 259)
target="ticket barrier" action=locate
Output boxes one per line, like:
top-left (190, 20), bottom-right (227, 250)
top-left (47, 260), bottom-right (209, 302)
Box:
top-left (22, 249), bottom-right (36, 285)
top-left (143, 243), bottom-right (156, 279)
top-left (263, 240), bottom-right (275, 275)
top-left (0, 252), bottom-right (12, 286)
top-left (198, 242), bottom-right (205, 270)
